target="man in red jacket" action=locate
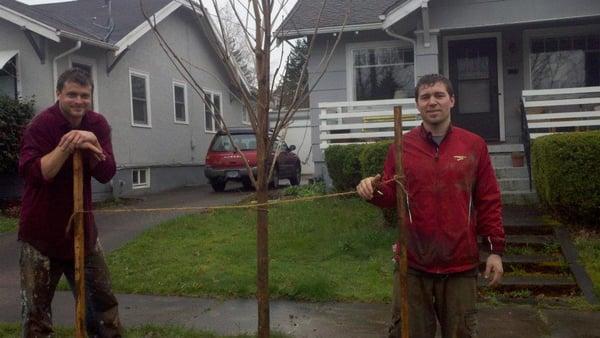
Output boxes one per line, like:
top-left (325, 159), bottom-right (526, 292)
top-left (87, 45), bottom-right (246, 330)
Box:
top-left (357, 74), bottom-right (504, 338)
top-left (19, 68), bottom-right (122, 337)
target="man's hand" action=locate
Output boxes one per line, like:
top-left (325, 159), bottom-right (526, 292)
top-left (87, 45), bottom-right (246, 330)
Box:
top-left (484, 254), bottom-right (503, 286)
top-left (356, 174), bottom-right (382, 200)
top-left (59, 130), bottom-right (105, 161)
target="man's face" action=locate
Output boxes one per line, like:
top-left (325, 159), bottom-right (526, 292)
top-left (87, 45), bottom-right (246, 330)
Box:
top-left (56, 81), bottom-right (92, 120)
top-left (416, 81), bottom-right (455, 127)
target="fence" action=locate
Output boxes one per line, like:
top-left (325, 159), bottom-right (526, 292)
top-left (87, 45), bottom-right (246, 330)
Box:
top-left (318, 98), bottom-right (418, 149)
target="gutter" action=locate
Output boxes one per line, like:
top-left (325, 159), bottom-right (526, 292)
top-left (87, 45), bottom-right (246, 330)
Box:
top-left (58, 31), bottom-right (118, 50)
top-left (52, 40), bottom-right (81, 96)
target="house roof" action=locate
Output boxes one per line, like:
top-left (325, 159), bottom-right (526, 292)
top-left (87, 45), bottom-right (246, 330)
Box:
top-left (278, 0), bottom-right (403, 37)
top-left (0, 0), bottom-right (177, 48)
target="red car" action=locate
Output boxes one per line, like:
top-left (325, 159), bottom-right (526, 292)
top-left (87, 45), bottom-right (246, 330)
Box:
top-left (204, 128), bottom-right (302, 192)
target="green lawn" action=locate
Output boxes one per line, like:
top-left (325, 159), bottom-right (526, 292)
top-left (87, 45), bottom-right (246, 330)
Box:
top-left (0, 215), bottom-right (17, 234)
top-left (107, 197), bottom-right (396, 302)
top-left (574, 230), bottom-right (600, 299)
top-left (0, 323), bottom-right (289, 337)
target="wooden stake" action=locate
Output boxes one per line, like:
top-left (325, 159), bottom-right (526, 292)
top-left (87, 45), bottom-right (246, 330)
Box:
top-left (394, 106), bottom-right (410, 338)
top-left (72, 150), bottom-right (86, 337)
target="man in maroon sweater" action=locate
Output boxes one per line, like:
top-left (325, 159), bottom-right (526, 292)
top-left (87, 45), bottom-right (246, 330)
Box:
top-left (19, 68), bottom-right (122, 337)
top-left (357, 74), bottom-right (505, 338)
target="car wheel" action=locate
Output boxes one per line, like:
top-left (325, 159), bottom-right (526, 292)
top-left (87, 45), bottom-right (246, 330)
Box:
top-left (210, 180), bottom-right (226, 192)
top-left (269, 168), bottom-right (279, 189)
top-left (290, 165), bottom-right (301, 186)
top-left (242, 178), bottom-right (253, 190)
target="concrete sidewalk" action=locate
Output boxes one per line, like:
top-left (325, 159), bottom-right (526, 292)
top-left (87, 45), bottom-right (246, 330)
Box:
top-left (1, 187), bottom-right (600, 337)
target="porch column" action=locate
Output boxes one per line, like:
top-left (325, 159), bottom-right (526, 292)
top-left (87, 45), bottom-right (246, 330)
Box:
top-left (414, 30), bottom-right (440, 79)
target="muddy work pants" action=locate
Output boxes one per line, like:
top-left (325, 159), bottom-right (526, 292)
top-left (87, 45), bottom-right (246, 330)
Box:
top-left (388, 267), bottom-right (478, 338)
top-left (20, 240), bottom-right (123, 338)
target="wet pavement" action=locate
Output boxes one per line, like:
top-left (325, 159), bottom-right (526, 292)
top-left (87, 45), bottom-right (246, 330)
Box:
top-left (2, 184), bottom-right (600, 337)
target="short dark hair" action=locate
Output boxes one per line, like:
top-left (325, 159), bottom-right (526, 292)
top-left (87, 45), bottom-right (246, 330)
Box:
top-left (414, 74), bottom-right (454, 99)
top-left (56, 68), bottom-right (93, 92)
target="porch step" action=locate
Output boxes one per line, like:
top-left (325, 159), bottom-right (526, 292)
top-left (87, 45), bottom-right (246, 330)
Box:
top-left (479, 235), bottom-right (554, 246)
top-left (498, 178), bottom-right (532, 191)
top-left (488, 144), bottom-right (524, 153)
top-left (491, 154), bottom-right (514, 167)
top-left (495, 167), bottom-right (529, 179)
top-left (502, 190), bottom-right (539, 206)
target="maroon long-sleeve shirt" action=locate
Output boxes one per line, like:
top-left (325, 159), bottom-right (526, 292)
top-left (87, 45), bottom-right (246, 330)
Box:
top-left (18, 102), bottom-right (116, 259)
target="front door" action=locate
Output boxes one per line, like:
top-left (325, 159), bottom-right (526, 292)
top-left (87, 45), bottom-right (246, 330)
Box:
top-left (448, 37), bottom-right (500, 141)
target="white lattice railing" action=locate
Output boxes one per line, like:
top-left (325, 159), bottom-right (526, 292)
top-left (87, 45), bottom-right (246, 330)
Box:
top-left (318, 98), bottom-right (419, 149)
top-left (523, 86), bottom-right (600, 139)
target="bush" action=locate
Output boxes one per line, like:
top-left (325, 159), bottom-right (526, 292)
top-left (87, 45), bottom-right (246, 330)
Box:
top-left (359, 140), bottom-right (392, 177)
top-left (283, 181), bottom-right (326, 197)
top-left (0, 95), bottom-right (35, 174)
top-left (324, 144), bottom-right (364, 191)
top-left (531, 131), bottom-right (600, 227)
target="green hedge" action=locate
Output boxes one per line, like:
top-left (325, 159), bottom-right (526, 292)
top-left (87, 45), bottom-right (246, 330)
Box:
top-left (325, 141), bottom-right (397, 226)
top-left (324, 144), bottom-right (364, 191)
top-left (359, 140), bottom-right (392, 177)
top-left (0, 95), bottom-right (35, 174)
top-left (531, 131), bottom-right (600, 227)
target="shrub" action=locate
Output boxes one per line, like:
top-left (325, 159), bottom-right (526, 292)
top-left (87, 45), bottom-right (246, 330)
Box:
top-left (324, 144), bottom-right (364, 191)
top-left (283, 181), bottom-right (326, 197)
top-left (531, 131), bottom-right (600, 227)
top-left (0, 95), bottom-right (35, 174)
top-left (359, 140), bottom-right (392, 177)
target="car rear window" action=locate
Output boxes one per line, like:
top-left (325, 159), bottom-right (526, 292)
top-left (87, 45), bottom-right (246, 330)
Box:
top-left (210, 133), bottom-right (257, 151)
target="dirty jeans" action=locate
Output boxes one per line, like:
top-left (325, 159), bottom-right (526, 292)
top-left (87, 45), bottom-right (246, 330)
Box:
top-left (20, 240), bottom-right (123, 338)
top-left (388, 267), bottom-right (478, 338)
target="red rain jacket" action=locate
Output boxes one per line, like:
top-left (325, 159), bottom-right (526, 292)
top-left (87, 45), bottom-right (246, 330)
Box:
top-left (370, 125), bottom-right (505, 274)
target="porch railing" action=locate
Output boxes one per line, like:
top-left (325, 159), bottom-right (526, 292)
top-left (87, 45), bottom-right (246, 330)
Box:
top-left (522, 86), bottom-right (600, 139)
top-left (520, 86), bottom-right (600, 190)
top-left (318, 98), bottom-right (418, 149)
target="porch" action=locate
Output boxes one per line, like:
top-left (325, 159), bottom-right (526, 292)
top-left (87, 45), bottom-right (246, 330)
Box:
top-left (316, 86), bottom-right (600, 205)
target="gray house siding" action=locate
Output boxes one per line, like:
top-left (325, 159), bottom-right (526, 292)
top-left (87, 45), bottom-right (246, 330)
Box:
top-left (1, 7), bottom-right (244, 200)
top-left (96, 9), bottom-right (244, 197)
top-left (0, 18), bottom-right (54, 106)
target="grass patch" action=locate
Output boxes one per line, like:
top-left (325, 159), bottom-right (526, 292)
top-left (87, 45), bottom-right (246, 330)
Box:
top-left (0, 323), bottom-right (290, 337)
top-left (0, 215), bottom-right (17, 234)
top-left (107, 197), bottom-right (395, 302)
top-left (574, 230), bottom-right (600, 299)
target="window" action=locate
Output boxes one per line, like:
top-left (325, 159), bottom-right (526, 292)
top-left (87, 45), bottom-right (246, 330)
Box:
top-left (351, 45), bottom-right (414, 100)
top-left (132, 168), bottom-right (150, 189)
top-left (129, 70), bottom-right (151, 127)
top-left (530, 35), bottom-right (600, 89)
top-left (204, 91), bottom-right (222, 132)
top-left (242, 105), bottom-right (250, 125)
top-left (0, 52), bottom-right (18, 99)
top-left (173, 81), bottom-right (188, 124)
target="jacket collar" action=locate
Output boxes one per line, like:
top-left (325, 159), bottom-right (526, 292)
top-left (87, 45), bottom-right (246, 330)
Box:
top-left (418, 123), bottom-right (453, 143)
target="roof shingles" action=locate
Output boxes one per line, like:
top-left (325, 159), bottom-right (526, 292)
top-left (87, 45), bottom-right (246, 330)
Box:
top-left (0, 0), bottom-right (172, 44)
top-left (279, 0), bottom-right (402, 34)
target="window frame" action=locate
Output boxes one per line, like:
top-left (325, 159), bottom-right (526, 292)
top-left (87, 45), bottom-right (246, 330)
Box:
top-left (132, 168), bottom-right (151, 189)
top-left (0, 50), bottom-right (21, 99)
top-left (345, 40), bottom-right (415, 101)
top-left (204, 89), bottom-right (223, 133)
top-left (242, 104), bottom-right (251, 125)
top-left (172, 80), bottom-right (189, 124)
top-left (129, 69), bottom-right (152, 128)
top-left (523, 24), bottom-right (600, 90)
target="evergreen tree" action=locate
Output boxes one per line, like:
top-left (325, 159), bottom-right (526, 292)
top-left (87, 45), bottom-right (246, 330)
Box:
top-left (278, 39), bottom-right (308, 108)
